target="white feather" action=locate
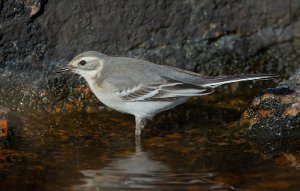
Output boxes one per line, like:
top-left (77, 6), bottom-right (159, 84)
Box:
top-left (201, 76), bottom-right (273, 87)
top-left (117, 84), bottom-right (143, 97)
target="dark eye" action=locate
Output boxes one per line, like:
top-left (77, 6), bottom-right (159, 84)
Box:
top-left (79, 60), bottom-right (86, 66)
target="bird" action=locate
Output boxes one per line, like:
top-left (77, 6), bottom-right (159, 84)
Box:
top-left (55, 51), bottom-right (276, 136)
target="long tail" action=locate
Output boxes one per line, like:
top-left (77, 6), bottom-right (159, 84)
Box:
top-left (201, 74), bottom-right (278, 88)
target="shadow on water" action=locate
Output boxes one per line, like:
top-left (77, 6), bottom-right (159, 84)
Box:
top-left (1, 103), bottom-right (300, 191)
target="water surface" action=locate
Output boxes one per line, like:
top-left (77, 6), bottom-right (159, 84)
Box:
top-left (1, 104), bottom-right (300, 191)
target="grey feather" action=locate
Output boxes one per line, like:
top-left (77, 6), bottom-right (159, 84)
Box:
top-left (98, 56), bottom-right (276, 87)
top-left (94, 56), bottom-right (276, 102)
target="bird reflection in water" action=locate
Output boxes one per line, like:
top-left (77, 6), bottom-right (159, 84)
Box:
top-left (74, 137), bottom-right (241, 191)
top-left (74, 137), bottom-right (170, 190)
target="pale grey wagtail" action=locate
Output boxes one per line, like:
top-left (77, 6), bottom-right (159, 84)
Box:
top-left (55, 51), bottom-right (277, 136)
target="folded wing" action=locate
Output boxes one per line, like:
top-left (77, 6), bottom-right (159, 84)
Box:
top-left (106, 76), bottom-right (214, 102)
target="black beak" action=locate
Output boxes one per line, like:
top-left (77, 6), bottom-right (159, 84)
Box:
top-left (54, 66), bottom-right (71, 73)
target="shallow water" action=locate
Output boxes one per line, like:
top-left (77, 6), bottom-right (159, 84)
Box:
top-left (1, 104), bottom-right (300, 191)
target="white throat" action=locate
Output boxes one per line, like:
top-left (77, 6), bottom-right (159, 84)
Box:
top-left (80, 70), bottom-right (98, 82)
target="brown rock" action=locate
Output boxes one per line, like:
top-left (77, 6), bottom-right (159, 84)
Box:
top-left (241, 70), bottom-right (300, 140)
top-left (0, 120), bottom-right (8, 137)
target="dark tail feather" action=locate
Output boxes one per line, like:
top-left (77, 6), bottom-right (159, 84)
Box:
top-left (201, 74), bottom-right (278, 88)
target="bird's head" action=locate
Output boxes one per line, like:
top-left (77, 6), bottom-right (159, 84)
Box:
top-left (55, 51), bottom-right (107, 79)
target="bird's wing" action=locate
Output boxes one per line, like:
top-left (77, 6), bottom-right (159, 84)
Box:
top-left (105, 75), bottom-right (214, 102)
top-left (149, 63), bottom-right (277, 87)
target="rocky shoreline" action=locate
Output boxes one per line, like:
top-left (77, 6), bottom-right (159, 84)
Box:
top-left (0, 0), bottom-right (300, 140)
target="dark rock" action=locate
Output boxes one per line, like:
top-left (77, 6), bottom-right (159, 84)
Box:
top-left (241, 70), bottom-right (300, 141)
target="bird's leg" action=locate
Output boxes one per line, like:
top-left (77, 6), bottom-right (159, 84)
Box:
top-left (135, 135), bottom-right (142, 152)
top-left (135, 117), bottom-right (147, 136)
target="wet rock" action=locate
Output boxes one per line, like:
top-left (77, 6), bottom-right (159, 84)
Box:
top-left (241, 70), bottom-right (300, 147)
top-left (1, 1), bottom-right (300, 112)
top-left (275, 153), bottom-right (300, 169)
top-left (0, 107), bottom-right (9, 139)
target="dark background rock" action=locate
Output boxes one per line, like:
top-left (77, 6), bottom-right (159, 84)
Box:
top-left (241, 70), bottom-right (300, 145)
top-left (0, 0), bottom-right (300, 112)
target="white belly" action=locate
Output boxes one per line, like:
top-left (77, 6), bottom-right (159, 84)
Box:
top-left (87, 81), bottom-right (186, 118)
